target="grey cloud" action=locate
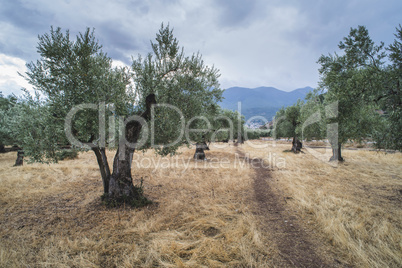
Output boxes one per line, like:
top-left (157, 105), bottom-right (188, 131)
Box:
top-left (0, 1), bottom-right (51, 59)
top-left (1, 0), bottom-right (402, 96)
top-left (96, 22), bottom-right (146, 63)
top-left (0, 40), bottom-right (26, 58)
top-left (0, 0), bottom-right (50, 31)
top-left (215, 0), bottom-right (259, 28)
top-left (125, 0), bottom-right (150, 14)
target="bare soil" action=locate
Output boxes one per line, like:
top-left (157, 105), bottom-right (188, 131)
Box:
top-left (236, 147), bottom-right (348, 267)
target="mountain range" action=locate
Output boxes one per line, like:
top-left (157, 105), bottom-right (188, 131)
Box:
top-left (219, 86), bottom-right (313, 122)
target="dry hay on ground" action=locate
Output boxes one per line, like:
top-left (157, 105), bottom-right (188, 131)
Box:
top-left (1, 141), bottom-right (400, 267)
top-left (243, 140), bottom-right (402, 267)
top-left (0, 145), bottom-right (273, 267)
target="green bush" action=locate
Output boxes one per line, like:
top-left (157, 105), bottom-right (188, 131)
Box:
top-left (56, 149), bottom-right (79, 161)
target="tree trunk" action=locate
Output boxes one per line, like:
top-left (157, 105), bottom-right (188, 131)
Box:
top-left (93, 147), bottom-right (110, 194)
top-left (108, 147), bottom-right (137, 197)
top-left (291, 136), bottom-right (302, 153)
top-left (13, 150), bottom-right (24, 166)
top-left (194, 142), bottom-right (209, 160)
top-left (0, 144), bottom-right (5, 153)
top-left (104, 94), bottom-right (156, 206)
top-left (329, 144), bottom-right (344, 162)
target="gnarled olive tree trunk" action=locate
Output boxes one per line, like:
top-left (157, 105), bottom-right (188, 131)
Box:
top-left (103, 94), bottom-right (156, 204)
top-left (108, 146), bottom-right (137, 198)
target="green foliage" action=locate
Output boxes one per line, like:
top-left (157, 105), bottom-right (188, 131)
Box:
top-left (317, 26), bottom-right (386, 148)
top-left (6, 92), bottom-right (64, 163)
top-left (25, 27), bottom-right (131, 109)
top-left (19, 26), bottom-right (132, 162)
top-left (272, 100), bottom-right (303, 139)
top-left (0, 93), bottom-right (18, 147)
top-left (244, 128), bottom-right (270, 140)
top-left (55, 149), bottom-right (79, 160)
top-left (132, 23), bottom-right (223, 154)
top-left (297, 89), bottom-right (326, 141)
top-left (375, 25), bottom-right (402, 150)
top-left (1, 91), bottom-right (62, 162)
top-left (211, 108), bottom-right (245, 142)
top-left (272, 25), bottom-right (401, 153)
top-left (17, 24), bottom-right (223, 165)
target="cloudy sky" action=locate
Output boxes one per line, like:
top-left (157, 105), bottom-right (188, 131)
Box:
top-left (0, 0), bottom-right (401, 96)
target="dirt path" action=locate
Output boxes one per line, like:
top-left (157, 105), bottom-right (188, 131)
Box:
top-left (236, 148), bottom-right (344, 267)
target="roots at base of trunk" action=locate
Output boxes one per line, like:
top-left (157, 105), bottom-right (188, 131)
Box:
top-left (101, 177), bottom-right (152, 208)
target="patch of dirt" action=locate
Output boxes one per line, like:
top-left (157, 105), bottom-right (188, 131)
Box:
top-left (203, 226), bottom-right (220, 237)
top-left (237, 148), bottom-right (348, 267)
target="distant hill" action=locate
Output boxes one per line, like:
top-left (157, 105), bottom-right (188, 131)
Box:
top-left (219, 86), bottom-right (313, 122)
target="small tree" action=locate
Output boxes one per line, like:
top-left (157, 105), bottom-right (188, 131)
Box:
top-left (298, 89), bottom-right (327, 142)
top-left (374, 25), bottom-right (402, 150)
top-left (272, 100), bottom-right (303, 152)
top-left (0, 92), bottom-right (28, 165)
top-left (272, 107), bottom-right (290, 139)
top-left (284, 100), bottom-right (303, 152)
top-left (185, 103), bottom-right (221, 160)
top-left (318, 25), bottom-right (384, 161)
top-left (0, 92), bottom-right (17, 153)
top-left (217, 109), bottom-right (244, 142)
top-left (7, 92), bottom-right (61, 164)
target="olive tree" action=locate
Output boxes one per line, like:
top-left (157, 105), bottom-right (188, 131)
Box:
top-left (21, 27), bottom-right (131, 199)
top-left (318, 26), bottom-right (384, 161)
top-left (0, 93), bottom-right (17, 153)
top-left (297, 89), bottom-right (327, 142)
top-left (21, 24), bottom-right (222, 205)
top-left (375, 25), bottom-right (402, 150)
top-left (272, 100), bottom-right (303, 151)
top-left (131, 24), bottom-right (222, 161)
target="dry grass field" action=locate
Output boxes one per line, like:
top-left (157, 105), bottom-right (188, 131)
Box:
top-left (0, 144), bottom-right (274, 267)
top-left (0, 141), bottom-right (401, 267)
top-left (243, 140), bottom-right (402, 267)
